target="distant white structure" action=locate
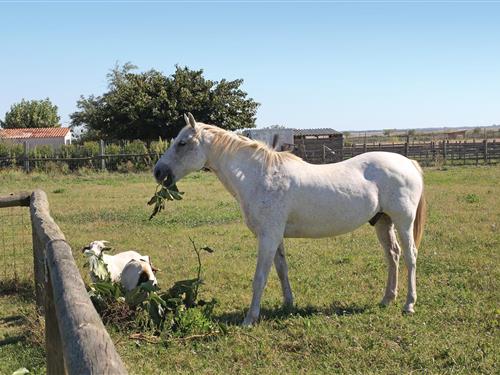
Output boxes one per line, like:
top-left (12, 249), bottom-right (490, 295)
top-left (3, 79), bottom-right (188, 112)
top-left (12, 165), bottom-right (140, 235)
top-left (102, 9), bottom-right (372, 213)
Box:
top-left (242, 128), bottom-right (294, 150)
top-left (243, 127), bottom-right (344, 163)
top-left (0, 127), bottom-right (72, 148)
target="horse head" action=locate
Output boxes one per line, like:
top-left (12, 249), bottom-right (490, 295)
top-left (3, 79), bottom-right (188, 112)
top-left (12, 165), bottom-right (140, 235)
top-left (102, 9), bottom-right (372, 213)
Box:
top-left (153, 113), bottom-right (208, 186)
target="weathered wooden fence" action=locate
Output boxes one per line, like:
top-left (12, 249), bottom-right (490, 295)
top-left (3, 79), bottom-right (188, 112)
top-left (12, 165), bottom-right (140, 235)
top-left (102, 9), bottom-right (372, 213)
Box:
top-left (2, 139), bottom-right (499, 170)
top-left (300, 139), bottom-right (499, 165)
top-left (0, 191), bottom-right (127, 375)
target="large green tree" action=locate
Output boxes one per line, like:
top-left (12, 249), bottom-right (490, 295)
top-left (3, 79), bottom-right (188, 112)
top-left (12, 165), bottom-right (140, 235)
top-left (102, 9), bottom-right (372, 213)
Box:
top-left (71, 64), bottom-right (259, 141)
top-left (1, 98), bottom-right (60, 128)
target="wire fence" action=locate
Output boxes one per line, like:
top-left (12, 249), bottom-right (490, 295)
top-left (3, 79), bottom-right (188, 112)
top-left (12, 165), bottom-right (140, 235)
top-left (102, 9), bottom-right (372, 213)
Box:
top-left (0, 191), bottom-right (127, 373)
top-left (0, 205), bottom-right (32, 281)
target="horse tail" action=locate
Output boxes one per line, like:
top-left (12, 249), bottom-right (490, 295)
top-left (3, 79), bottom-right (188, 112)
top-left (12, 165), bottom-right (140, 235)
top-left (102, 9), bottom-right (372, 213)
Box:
top-left (411, 160), bottom-right (426, 249)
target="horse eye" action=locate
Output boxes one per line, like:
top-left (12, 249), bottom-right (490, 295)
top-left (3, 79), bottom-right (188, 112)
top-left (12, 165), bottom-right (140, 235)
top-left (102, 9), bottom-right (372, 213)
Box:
top-left (178, 140), bottom-right (187, 146)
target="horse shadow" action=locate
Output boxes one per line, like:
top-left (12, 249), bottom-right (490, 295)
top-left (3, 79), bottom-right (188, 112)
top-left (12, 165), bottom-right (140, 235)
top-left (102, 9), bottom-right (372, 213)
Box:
top-left (214, 301), bottom-right (370, 326)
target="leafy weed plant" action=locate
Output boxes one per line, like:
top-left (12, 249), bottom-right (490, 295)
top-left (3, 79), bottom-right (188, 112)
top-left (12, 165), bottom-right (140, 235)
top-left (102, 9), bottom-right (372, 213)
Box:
top-left (85, 239), bottom-right (224, 340)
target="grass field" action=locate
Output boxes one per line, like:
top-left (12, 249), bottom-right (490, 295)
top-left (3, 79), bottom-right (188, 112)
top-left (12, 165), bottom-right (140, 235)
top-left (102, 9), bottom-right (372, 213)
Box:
top-left (1, 166), bottom-right (499, 374)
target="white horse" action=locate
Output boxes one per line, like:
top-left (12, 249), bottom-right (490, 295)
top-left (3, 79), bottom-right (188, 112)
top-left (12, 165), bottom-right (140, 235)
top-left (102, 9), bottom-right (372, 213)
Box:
top-left (154, 113), bottom-right (426, 326)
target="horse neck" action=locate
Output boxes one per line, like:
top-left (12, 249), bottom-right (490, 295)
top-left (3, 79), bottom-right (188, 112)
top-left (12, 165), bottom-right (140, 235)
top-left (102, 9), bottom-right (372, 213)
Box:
top-left (203, 137), bottom-right (266, 200)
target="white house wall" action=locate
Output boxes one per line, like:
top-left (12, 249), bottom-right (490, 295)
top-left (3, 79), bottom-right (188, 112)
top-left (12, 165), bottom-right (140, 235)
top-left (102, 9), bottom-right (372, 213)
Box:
top-left (5, 136), bottom-right (70, 148)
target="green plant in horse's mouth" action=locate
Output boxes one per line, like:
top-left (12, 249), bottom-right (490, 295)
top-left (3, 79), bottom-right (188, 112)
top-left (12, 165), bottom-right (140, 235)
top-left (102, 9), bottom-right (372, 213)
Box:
top-left (147, 181), bottom-right (184, 220)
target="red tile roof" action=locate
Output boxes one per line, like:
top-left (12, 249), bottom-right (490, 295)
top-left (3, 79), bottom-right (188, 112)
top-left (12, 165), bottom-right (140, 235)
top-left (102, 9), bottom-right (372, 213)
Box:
top-left (0, 127), bottom-right (71, 139)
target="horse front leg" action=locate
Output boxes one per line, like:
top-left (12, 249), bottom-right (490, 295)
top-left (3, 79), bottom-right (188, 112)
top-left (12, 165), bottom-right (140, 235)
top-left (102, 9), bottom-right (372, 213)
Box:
top-left (242, 235), bottom-right (281, 326)
top-left (274, 241), bottom-right (293, 308)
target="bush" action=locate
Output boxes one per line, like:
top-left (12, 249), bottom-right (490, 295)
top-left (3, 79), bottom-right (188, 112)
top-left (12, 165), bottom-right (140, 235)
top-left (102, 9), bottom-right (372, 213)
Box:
top-left (43, 161), bottom-right (69, 175)
top-left (150, 138), bottom-right (169, 157)
top-left (0, 138), bottom-right (163, 172)
top-left (116, 160), bottom-right (136, 173)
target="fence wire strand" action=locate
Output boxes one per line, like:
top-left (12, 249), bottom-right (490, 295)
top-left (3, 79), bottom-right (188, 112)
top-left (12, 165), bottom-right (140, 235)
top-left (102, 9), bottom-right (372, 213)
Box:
top-left (0, 206), bottom-right (32, 281)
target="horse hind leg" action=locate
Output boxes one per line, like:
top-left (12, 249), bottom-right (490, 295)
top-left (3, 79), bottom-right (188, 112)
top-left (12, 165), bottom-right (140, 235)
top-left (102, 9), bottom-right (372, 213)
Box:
top-left (274, 241), bottom-right (293, 308)
top-left (393, 218), bottom-right (418, 313)
top-left (375, 214), bottom-right (401, 306)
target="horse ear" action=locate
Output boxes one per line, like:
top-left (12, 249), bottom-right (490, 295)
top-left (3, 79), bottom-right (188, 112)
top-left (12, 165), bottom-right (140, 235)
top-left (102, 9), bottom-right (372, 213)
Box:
top-left (187, 112), bottom-right (196, 128)
top-left (184, 113), bottom-right (190, 126)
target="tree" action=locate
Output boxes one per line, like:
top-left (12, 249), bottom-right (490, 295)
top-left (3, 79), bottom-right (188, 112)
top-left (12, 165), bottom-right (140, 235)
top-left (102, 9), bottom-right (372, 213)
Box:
top-left (71, 64), bottom-right (259, 141)
top-left (1, 98), bottom-right (60, 128)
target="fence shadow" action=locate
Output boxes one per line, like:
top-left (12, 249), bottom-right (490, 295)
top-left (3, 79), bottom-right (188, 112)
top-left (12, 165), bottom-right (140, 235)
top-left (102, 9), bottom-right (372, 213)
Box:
top-left (0, 279), bottom-right (35, 301)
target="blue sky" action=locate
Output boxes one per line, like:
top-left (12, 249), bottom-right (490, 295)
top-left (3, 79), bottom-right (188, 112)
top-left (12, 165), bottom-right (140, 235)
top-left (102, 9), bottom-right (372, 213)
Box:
top-left (1, 1), bottom-right (499, 131)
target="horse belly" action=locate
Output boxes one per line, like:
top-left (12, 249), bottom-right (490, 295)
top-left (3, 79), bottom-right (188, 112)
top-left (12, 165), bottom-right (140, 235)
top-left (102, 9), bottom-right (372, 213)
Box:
top-left (283, 194), bottom-right (378, 238)
top-left (284, 216), bottom-right (366, 238)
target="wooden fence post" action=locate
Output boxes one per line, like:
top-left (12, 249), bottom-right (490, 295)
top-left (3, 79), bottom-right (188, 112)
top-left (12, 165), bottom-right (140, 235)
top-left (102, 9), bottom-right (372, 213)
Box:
top-left (24, 141), bottom-right (30, 173)
top-left (99, 140), bottom-right (106, 171)
top-left (483, 139), bottom-right (488, 163)
top-left (443, 140), bottom-right (447, 162)
top-left (30, 190), bottom-right (127, 374)
top-left (45, 268), bottom-right (66, 375)
top-left (31, 220), bottom-right (46, 312)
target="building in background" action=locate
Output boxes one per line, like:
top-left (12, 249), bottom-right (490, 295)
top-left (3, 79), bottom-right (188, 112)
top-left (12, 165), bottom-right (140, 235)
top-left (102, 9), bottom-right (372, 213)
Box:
top-left (0, 127), bottom-right (72, 148)
top-left (243, 127), bottom-right (344, 163)
top-left (242, 128), bottom-right (295, 150)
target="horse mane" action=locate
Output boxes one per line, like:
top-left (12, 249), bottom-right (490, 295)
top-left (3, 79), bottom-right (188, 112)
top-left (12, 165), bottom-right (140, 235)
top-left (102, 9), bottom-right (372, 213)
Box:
top-left (196, 123), bottom-right (302, 167)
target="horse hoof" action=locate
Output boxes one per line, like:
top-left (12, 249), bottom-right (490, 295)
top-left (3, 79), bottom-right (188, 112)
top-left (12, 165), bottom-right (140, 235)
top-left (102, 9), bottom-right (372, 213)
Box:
top-left (283, 301), bottom-right (294, 311)
top-left (380, 294), bottom-right (397, 306)
top-left (242, 315), bottom-right (257, 327)
top-left (402, 305), bottom-right (415, 314)
top-left (241, 320), bottom-right (253, 327)
top-left (380, 298), bottom-right (394, 307)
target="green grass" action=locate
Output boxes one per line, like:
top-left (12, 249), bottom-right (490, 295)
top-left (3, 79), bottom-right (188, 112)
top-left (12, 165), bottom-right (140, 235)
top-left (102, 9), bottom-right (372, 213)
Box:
top-left (1, 166), bottom-right (499, 374)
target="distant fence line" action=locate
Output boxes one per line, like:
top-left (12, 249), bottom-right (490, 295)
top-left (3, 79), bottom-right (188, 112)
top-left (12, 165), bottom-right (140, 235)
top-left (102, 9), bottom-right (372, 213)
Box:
top-left (0, 139), bottom-right (165, 172)
top-left (300, 139), bottom-right (499, 166)
top-left (346, 128), bottom-right (500, 144)
top-left (0, 138), bottom-right (499, 172)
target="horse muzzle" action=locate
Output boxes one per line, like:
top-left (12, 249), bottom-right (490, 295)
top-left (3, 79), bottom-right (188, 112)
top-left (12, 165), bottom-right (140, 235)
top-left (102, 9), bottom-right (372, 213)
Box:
top-left (153, 164), bottom-right (174, 186)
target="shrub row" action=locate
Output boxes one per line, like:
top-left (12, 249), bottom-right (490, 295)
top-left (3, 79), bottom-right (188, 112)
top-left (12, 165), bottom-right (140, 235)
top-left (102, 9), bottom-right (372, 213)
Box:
top-left (0, 139), bottom-right (169, 173)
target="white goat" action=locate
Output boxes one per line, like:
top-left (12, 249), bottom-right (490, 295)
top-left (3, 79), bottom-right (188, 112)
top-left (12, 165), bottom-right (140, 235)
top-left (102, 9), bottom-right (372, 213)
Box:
top-left (82, 240), bottom-right (158, 291)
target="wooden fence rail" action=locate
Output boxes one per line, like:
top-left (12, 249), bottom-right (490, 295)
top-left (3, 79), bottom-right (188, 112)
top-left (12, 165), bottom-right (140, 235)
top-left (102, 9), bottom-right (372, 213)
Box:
top-left (2, 140), bottom-right (499, 171)
top-left (299, 139), bottom-right (499, 165)
top-left (0, 190), bottom-right (127, 375)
